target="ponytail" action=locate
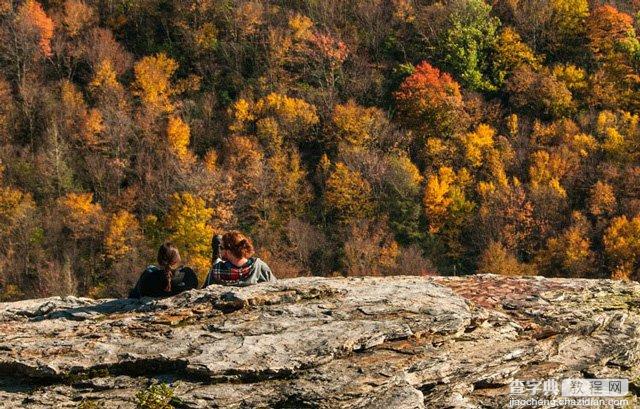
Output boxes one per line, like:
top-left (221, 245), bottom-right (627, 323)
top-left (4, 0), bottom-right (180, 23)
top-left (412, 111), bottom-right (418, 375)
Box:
top-left (157, 242), bottom-right (181, 292)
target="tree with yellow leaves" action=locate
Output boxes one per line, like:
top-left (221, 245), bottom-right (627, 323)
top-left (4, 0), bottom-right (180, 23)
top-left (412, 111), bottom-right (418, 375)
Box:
top-left (324, 162), bottom-right (374, 224)
top-left (166, 116), bottom-right (193, 163)
top-left (90, 59), bottom-right (125, 102)
top-left (104, 210), bottom-right (143, 262)
top-left (57, 192), bottom-right (106, 240)
top-left (331, 100), bottom-right (388, 147)
top-left (99, 210), bottom-right (147, 297)
top-left (0, 186), bottom-right (35, 239)
top-left (221, 135), bottom-right (264, 192)
top-left (460, 124), bottom-right (495, 169)
top-left (163, 192), bottom-right (214, 278)
top-left (603, 215), bottom-right (640, 281)
top-left (477, 241), bottom-right (536, 276)
top-left (492, 27), bottom-right (541, 86)
top-left (254, 93), bottom-right (319, 132)
top-left (132, 53), bottom-right (179, 113)
top-left (59, 80), bottom-right (104, 147)
top-left (536, 212), bottom-right (595, 278)
top-left (594, 110), bottom-right (640, 163)
top-left (422, 166), bottom-right (475, 269)
top-left (289, 14), bottom-right (313, 42)
top-left (529, 150), bottom-right (570, 197)
top-left (527, 149), bottom-right (574, 243)
top-left (228, 93), bottom-right (318, 149)
top-left (228, 98), bottom-right (254, 134)
top-left (257, 93), bottom-right (318, 139)
top-left (552, 64), bottom-right (588, 99)
top-left (423, 167), bottom-right (474, 234)
top-left (476, 178), bottom-right (535, 259)
top-left (132, 53), bottom-right (200, 115)
top-left (456, 123), bottom-right (511, 188)
top-left (53, 192), bottom-right (106, 293)
top-left (588, 181), bottom-right (616, 218)
top-left (263, 148), bottom-right (311, 223)
top-left (423, 169), bottom-right (454, 235)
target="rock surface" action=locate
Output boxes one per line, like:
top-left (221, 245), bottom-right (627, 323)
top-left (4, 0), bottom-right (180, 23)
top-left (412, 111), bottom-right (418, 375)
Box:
top-left (0, 274), bottom-right (639, 408)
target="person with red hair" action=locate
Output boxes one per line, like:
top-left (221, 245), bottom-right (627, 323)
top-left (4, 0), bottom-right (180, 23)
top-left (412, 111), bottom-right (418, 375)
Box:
top-left (203, 231), bottom-right (276, 286)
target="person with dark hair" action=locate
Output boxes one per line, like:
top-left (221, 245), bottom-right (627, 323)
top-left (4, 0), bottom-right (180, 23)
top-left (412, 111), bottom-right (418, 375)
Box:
top-left (211, 234), bottom-right (223, 264)
top-left (203, 231), bottom-right (276, 287)
top-left (128, 242), bottom-right (199, 298)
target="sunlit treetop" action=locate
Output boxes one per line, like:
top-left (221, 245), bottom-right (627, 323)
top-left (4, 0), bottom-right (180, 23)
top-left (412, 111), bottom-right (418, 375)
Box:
top-left (16, 0), bottom-right (54, 57)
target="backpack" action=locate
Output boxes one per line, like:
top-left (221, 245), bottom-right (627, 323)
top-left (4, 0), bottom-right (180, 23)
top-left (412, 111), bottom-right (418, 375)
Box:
top-left (128, 265), bottom-right (199, 298)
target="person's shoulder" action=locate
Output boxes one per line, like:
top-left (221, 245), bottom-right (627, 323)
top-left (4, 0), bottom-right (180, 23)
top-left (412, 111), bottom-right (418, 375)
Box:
top-left (213, 259), bottom-right (230, 269)
top-left (253, 258), bottom-right (273, 272)
top-left (143, 265), bottom-right (161, 274)
top-left (252, 257), bottom-right (276, 281)
top-left (252, 257), bottom-right (267, 267)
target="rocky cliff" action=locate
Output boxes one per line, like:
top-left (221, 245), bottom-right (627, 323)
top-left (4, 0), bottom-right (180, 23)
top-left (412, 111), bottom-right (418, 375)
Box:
top-left (0, 274), bottom-right (639, 408)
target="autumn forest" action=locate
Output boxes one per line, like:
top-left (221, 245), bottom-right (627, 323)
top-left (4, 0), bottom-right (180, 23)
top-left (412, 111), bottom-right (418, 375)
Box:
top-left (1, 0), bottom-right (640, 300)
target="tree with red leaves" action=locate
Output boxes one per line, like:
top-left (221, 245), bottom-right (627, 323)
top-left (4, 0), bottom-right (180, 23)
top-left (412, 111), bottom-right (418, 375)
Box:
top-left (394, 62), bottom-right (464, 137)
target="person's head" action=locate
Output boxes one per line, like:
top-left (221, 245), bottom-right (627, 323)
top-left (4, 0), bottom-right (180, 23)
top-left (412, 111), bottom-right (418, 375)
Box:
top-left (158, 242), bottom-right (181, 271)
top-left (221, 231), bottom-right (254, 261)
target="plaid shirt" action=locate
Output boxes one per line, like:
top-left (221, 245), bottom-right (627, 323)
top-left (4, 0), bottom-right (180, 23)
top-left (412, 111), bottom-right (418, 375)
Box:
top-left (206, 258), bottom-right (255, 284)
top-left (203, 257), bottom-right (276, 287)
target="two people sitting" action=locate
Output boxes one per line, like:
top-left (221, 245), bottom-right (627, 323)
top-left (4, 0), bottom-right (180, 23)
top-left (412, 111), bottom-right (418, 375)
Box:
top-left (129, 231), bottom-right (275, 299)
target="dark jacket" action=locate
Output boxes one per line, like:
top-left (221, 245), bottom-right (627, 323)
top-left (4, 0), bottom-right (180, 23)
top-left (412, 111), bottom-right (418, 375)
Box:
top-left (128, 265), bottom-right (198, 298)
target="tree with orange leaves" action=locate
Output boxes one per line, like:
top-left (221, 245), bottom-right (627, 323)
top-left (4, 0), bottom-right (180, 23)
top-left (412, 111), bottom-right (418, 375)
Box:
top-left (586, 5), bottom-right (640, 110)
top-left (394, 61), bottom-right (464, 138)
top-left (0, 0), bottom-right (54, 81)
top-left (16, 0), bottom-right (54, 58)
top-left (587, 5), bottom-right (636, 61)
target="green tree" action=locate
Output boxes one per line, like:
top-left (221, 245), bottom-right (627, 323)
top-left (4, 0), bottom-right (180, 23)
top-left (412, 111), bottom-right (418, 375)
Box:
top-left (433, 0), bottom-right (501, 91)
top-left (381, 154), bottom-right (424, 244)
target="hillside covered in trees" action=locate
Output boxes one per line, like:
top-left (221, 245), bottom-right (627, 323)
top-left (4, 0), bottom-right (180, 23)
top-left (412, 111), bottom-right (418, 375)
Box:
top-left (1, 0), bottom-right (640, 300)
